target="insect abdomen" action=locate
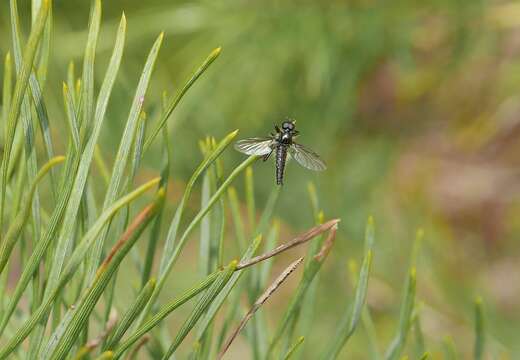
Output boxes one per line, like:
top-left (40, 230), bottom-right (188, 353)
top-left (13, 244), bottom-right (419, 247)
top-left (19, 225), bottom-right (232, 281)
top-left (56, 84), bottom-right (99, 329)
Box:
top-left (275, 144), bottom-right (288, 185)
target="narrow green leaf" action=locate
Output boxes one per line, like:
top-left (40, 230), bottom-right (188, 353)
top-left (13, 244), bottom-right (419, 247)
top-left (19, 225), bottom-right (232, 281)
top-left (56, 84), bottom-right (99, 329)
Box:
top-left (283, 336), bottom-right (304, 360)
top-left (86, 18), bottom-right (158, 288)
top-left (474, 297), bottom-right (484, 360)
top-left (0, 156), bottom-right (65, 274)
top-left (2, 52), bottom-right (12, 125)
top-left (103, 278), bottom-right (156, 350)
top-left (144, 47), bottom-right (222, 150)
top-left (47, 192), bottom-right (163, 360)
top-left (0, 178), bottom-right (160, 358)
top-left (321, 250), bottom-right (373, 359)
top-left (219, 258), bottom-right (304, 360)
top-left (113, 271), bottom-right (221, 357)
top-left (245, 166), bottom-right (256, 231)
top-left (195, 235), bottom-right (262, 342)
top-left (266, 224), bottom-right (338, 357)
top-left (43, 10), bottom-right (126, 303)
top-left (138, 146), bottom-right (251, 328)
top-left (161, 261), bottom-right (237, 359)
top-left (11, 0), bottom-right (57, 195)
top-left (384, 268), bottom-right (417, 360)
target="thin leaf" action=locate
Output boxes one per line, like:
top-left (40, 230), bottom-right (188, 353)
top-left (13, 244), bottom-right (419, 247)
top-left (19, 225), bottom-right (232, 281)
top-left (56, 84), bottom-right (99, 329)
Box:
top-left (0, 178), bottom-right (160, 358)
top-left (218, 258), bottom-right (304, 359)
top-left (138, 152), bottom-right (255, 328)
top-left (0, 156), bottom-right (65, 274)
top-left (161, 261), bottom-right (237, 359)
top-left (474, 297), bottom-right (484, 360)
top-left (0, 0), bottom-right (49, 231)
top-left (84, 28), bottom-right (163, 287)
top-left (321, 217), bottom-right (374, 359)
top-left (103, 278), bottom-right (156, 350)
top-left (144, 47), bottom-right (222, 149)
top-left (47, 191), bottom-right (163, 360)
top-left (384, 267), bottom-right (417, 360)
top-left (266, 224), bottom-right (338, 357)
top-left (283, 336), bottom-right (305, 360)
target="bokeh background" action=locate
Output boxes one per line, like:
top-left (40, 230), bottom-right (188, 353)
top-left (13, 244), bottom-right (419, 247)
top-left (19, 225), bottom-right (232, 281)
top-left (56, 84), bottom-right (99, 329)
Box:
top-left (1, 0), bottom-right (519, 358)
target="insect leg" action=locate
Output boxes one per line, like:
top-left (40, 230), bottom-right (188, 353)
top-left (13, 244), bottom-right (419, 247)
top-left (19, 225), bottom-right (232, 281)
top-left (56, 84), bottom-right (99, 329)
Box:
top-left (263, 150), bottom-right (273, 161)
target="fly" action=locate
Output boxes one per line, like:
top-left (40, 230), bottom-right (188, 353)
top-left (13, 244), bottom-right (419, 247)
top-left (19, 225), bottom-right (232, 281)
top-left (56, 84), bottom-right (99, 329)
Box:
top-left (234, 119), bottom-right (326, 185)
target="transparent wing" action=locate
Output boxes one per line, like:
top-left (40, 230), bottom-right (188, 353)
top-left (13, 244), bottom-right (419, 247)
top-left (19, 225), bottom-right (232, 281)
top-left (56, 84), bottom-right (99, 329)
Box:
top-left (289, 142), bottom-right (327, 171)
top-left (234, 137), bottom-right (274, 155)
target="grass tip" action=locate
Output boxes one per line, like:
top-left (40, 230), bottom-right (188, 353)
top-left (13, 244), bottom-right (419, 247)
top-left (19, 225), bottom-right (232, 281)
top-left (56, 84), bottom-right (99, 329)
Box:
top-left (156, 187), bottom-right (167, 198)
top-left (213, 47), bottom-right (222, 56)
top-left (229, 259), bottom-right (239, 269)
top-left (367, 215), bottom-right (374, 225)
top-left (416, 228), bottom-right (425, 240)
top-left (475, 296), bottom-right (483, 305)
top-left (4, 52), bottom-right (10, 62)
top-left (410, 266), bottom-right (417, 279)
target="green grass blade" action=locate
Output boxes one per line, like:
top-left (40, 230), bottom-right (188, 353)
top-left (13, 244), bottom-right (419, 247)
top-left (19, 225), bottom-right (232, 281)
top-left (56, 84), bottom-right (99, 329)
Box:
top-left (0, 0), bottom-right (49, 231)
top-left (2, 52), bottom-right (12, 125)
top-left (321, 218), bottom-right (374, 359)
top-left (62, 83), bottom-right (80, 151)
top-left (245, 166), bottom-right (256, 231)
top-left (195, 235), bottom-right (262, 343)
top-left (43, 10), bottom-right (126, 302)
top-left (103, 278), bottom-right (156, 350)
top-left (283, 336), bottom-right (304, 360)
top-left (219, 258), bottom-right (304, 360)
top-left (227, 186), bottom-right (247, 251)
top-left (266, 224), bottom-right (338, 358)
top-left (161, 261), bottom-right (237, 359)
top-left (383, 268), bottom-right (417, 360)
top-left (78, 0), bottom-right (101, 140)
top-left (157, 130), bottom-right (239, 278)
top-left (0, 156), bottom-right (65, 274)
top-left (137, 137), bottom-right (246, 326)
top-left (474, 297), bottom-right (484, 360)
top-left (113, 271), bottom-right (221, 357)
top-left (47, 192), bottom-right (163, 360)
top-left (85, 17), bottom-right (156, 287)
top-left (141, 124), bottom-right (171, 286)
top-left (11, 0), bottom-right (56, 195)
top-left (0, 178), bottom-right (159, 358)
top-left (143, 47), bottom-right (222, 150)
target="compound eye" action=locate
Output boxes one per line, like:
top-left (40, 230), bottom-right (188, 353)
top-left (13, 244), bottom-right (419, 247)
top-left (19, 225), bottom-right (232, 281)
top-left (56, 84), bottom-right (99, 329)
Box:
top-left (282, 122), bottom-right (290, 129)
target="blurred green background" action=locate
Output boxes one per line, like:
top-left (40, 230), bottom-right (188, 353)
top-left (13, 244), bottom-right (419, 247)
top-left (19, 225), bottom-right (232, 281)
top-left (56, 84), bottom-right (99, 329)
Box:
top-left (1, 0), bottom-right (519, 358)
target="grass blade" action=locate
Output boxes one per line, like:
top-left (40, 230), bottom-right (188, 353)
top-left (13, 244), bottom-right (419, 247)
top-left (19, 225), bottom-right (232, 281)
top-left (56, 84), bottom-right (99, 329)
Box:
top-left (47, 192), bottom-right (163, 360)
top-left (161, 261), bottom-right (238, 359)
top-left (0, 178), bottom-right (159, 358)
top-left (266, 223), bottom-right (338, 357)
top-left (383, 267), bottom-right (417, 360)
top-left (84, 27), bottom-right (163, 288)
top-left (0, 156), bottom-right (65, 274)
top-left (218, 257), bottom-right (304, 360)
top-left (474, 297), bottom-right (484, 360)
top-left (139, 152), bottom-right (255, 327)
top-left (144, 47), bottom-right (222, 150)
top-left (283, 336), bottom-right (304, 360)
top-left (321, 217), bottom-right (374, 359)
top-left (0, 0), bottom-right (49, 231)
top-left (103, 278), bottom-right (156, 350)
top-left (194, 235), bottom-right (263, 342)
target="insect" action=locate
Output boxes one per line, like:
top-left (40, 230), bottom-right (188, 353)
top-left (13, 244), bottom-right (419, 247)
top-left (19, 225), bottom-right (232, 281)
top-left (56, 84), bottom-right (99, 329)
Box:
top-left (234, 119), bottom-right (326, 185)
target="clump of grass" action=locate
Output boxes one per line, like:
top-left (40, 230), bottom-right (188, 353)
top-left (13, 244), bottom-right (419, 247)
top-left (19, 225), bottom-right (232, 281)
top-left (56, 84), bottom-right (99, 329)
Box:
top-left (0, 1), bottom-right (492, 359)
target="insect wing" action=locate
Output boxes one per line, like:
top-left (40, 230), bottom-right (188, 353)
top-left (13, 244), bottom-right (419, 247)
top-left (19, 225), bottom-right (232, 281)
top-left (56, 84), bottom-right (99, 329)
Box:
top-left (289, 142), bottom-right (327, 171)
top-left (234, 137), bottom-right (274, 155)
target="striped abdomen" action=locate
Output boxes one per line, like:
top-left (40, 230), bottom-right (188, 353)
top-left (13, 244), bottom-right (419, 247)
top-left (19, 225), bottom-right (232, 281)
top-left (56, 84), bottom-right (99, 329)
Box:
top-left (275, 144), bottom-right (288, 185)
